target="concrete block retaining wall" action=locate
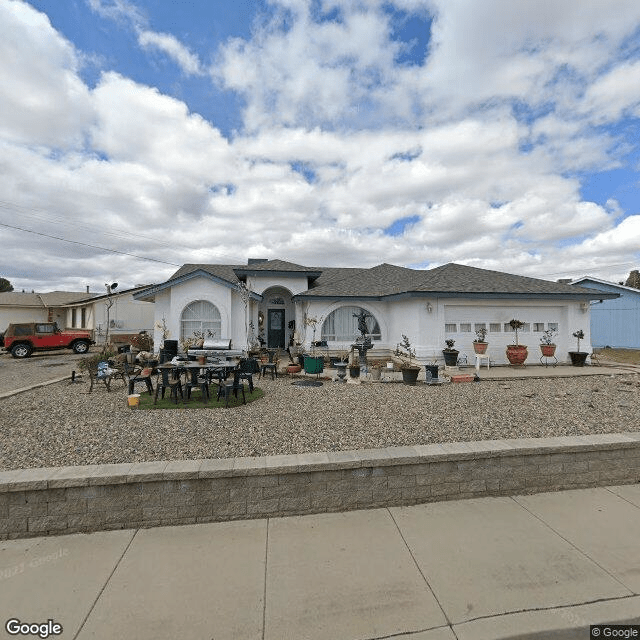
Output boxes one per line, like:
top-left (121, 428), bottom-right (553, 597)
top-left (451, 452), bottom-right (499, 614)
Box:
top-left (2, 433), bottom-right (640, 539)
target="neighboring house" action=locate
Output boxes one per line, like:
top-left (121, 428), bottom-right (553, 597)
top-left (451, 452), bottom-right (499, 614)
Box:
top-left (0, 291), bottom-right (94, 333)
top-left (135, 259), bottom-right (615, 365)
top-left (570, 277), bottom-right (640, 349)
top-left (63, 285), bottom-right (155, 345)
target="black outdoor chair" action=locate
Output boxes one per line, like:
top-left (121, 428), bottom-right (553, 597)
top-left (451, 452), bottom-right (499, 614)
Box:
top-left (185, 368), bottom-right (210, 404)
top-left (154, 368), bottom-right (183, 404)
top-left (124, 361), bottom-right (154, 395)
top-left (216, 369), bottom-right (246, 408)
top-left (260, 349), bottom-right (279, 380)
top-left (238, 358), bottom-right (259, 392)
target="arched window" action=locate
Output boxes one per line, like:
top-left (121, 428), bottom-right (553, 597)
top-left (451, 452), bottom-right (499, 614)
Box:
top-left (180, 300), bottom-right (221, 340)
top-left (321, 306), bottom-right (381, 342)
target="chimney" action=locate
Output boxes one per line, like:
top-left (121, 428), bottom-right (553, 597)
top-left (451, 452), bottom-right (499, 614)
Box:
top-left (86, 285), bottom-right (90, 294)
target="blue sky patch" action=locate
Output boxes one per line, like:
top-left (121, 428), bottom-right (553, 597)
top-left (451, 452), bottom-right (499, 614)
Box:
top-left (384, 215), bottom-right (421, 236)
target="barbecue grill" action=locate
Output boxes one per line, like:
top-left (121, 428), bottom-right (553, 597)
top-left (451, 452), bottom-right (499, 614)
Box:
top-left (187, 338), bottom-right (243, 360)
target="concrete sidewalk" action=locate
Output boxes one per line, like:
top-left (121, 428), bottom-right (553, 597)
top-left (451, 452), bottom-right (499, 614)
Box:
top-left (2, 486), bottom-right (640, 639)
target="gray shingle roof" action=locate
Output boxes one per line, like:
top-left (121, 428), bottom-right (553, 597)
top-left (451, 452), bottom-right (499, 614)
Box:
top-left (142, 259), bottom-right (611, 301)
top-left (298, 262), bottom-right (607, 298)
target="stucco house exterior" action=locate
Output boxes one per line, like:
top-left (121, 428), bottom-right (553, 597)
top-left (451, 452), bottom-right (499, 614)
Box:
top-left (63, 285), bottom-right (155, 345)
top-left (570, 277), bottom-right (640, 349)
top-left (135, 259), bottom-right (615, 365)
top-left (0, 291), bottom-right (94, 333)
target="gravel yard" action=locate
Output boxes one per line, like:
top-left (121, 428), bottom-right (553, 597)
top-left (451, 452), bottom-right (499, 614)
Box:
top-left (1, 360), bottom-right (639, 470)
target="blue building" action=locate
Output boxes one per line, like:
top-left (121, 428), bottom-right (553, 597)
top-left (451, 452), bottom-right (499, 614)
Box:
top-left (571, 277), bottom-right (639, 349)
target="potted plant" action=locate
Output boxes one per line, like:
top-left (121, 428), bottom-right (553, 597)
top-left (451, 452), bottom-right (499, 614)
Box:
top-left (395, 335), bottom-right (421, 385)
top-left (473, 327), bottom-right (488, 354)
top-left (442, 339), bottom-right (459, 367)
top-left (506, 319), bottom-right (528, 365)
top-left (539, 328), bottom-right (557, 357)
top-left (569, 329), bottom-right (588, 366)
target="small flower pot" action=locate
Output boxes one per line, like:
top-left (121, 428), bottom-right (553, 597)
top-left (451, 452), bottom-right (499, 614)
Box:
top-left (349, 366), bottom-right (360, 378)
top-left (425, 364), bottom-right (439, 380)
top-left (473, 342), bottom-right (488, 354)
top-left (540, 344), bottom-right (556, 357)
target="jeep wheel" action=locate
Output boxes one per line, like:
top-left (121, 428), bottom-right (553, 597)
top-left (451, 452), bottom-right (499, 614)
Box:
top-left (72, 340), bottom-right (90, 354)
top-left (11, 343), bottom-right (32, 358)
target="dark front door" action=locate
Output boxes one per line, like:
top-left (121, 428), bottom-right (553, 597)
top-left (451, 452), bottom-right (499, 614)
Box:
top-left (267, 309), bottom-right (285, 349)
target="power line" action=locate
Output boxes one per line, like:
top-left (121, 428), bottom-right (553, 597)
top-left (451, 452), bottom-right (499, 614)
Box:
top-left (0, 221), bottom-right (181, 267)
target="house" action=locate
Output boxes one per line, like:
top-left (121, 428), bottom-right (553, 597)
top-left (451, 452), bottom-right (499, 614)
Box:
top-left (63, 285), bottom-right (155, 345)
top-left (135, 259), bottom-right (616, 365)
top-left (0, 290), bottom-right (95, 334)
top-left (570, 277), bottom-right (640, 349)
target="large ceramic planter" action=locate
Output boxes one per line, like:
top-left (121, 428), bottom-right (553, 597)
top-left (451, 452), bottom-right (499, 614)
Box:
top-left (569, 351), bottom-right (588, 367)
top-left (506, 345), bottom-right (528, 365)
top-left (442, 350), bottom-right (459, 366)
top-left (401, 366), bottom-right (420, 385)
top-left (540, 344), bottom-right (556, 357)
top-left (349, 366), bottom-right (360, 378)
top-left (473, 342), bottom-right (488, 354)
top-left (303, 355), bottom-right (324, 375)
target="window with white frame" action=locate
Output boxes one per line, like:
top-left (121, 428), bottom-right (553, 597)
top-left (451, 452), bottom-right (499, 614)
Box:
top-left (474, 322), bottom-right (487, 332)
top-left (445, 323), bottom-right (457, 333)
top-left (548, 322), bottom-right (558, 331)
top-left (489, 323), bottom-right (501, 332)
top-left (533, 323), bottom-right (545, 332)
top-left (460, 323), bottom-right (472, 332)
top-left (321, 306), bottom-right (381, 341)
top-left (180, 300), bottom-right (222, 340)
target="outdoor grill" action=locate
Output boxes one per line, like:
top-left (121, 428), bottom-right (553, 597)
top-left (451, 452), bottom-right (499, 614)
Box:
top-left (187, 338), bottom-right (243, 360)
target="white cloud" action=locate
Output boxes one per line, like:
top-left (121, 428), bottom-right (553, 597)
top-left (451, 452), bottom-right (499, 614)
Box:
top-left (137, 30), bottom-right (203, 76)
top-left (88, 0), bottom-right (204, 77)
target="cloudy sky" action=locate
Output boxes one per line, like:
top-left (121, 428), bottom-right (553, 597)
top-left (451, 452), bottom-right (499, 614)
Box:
top-left (2, 0), bottom-right (640, 292)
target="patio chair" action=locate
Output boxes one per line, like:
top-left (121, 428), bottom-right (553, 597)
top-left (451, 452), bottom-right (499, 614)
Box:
top-left (185, 368), bottom-right (210, 404)
top-left (216, 369), bottom-right (246, 408)
top-left (238, 358), bottom-right (259, 393)
top-left (260, 349), bottom-right (279, 380)
top-left (88, 361), bottom-right (113, 393)
top-left (124, 361), bottom-right (154, 396)
top-left (154, 367), bottom-right (184, 404)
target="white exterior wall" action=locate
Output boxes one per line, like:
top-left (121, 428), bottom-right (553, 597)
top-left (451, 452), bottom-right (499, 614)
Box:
top-left (0, 307), bottom-right (48, 331)
top-left (300, 296), bottom-right (590, 365)
top-left (440, 298), bottom-right (591, 365)
top-left (150, 277), bottom-right (246, 353)
top-left (248, 275), bottom-right (309, 296)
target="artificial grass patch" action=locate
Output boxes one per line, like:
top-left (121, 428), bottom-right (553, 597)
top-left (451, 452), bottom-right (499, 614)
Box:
top-left (135, 386), bottom-right (264, 410)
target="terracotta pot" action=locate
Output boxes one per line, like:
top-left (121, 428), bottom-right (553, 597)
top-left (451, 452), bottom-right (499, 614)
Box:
top-left (540, 344), bottom-right (556, 357)
top-left (506, 344), bottom-right (528, 365)
top-left (473, 342), bottom-right (488, 354)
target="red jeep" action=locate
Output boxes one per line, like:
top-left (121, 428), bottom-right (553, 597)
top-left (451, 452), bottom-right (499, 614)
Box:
top-left (1, 322), bottom-right (94, 358)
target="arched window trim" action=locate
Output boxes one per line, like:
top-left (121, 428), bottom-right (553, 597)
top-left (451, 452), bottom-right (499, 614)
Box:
top-left (320, 305), bottom-right (382, 342)
top-left (180, 299), bottom-right (222, 340)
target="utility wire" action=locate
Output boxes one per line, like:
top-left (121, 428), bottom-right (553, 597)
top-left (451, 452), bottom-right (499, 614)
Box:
top-left (0, 221), bottom-right (181, 267)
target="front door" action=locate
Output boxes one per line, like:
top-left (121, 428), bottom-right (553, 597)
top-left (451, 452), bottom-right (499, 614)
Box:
top-left (267, 309), bottom-right (285, 349)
